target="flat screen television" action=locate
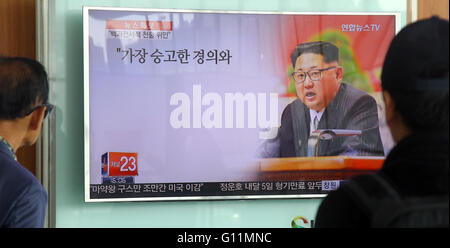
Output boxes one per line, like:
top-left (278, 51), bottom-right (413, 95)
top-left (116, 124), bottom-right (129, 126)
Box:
top-left (83, 6), bottom-right (400, 202)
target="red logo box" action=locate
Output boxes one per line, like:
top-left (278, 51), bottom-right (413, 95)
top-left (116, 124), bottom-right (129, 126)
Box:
top-left (101, 152), bottom-right (138, 177)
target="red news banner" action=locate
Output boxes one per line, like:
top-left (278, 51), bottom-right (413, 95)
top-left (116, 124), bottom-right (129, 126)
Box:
top-left (106, 20), bottom-right (173, 31)
top-left (105, 20), bottom-right (173, 40)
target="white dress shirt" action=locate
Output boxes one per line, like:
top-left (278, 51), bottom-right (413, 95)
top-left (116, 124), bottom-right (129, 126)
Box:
top-left (309, 109), bottom-right (325, 135)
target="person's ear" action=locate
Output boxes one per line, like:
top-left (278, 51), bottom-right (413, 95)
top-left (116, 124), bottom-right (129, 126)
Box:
top-left (382, 91), bottom-right (396, 125)
top-left (28, 106), bottom-right (46, 131)
top-left (335, 66), bottom-right (344, 83)
top-left (21, 106), bottom-right (46, 147)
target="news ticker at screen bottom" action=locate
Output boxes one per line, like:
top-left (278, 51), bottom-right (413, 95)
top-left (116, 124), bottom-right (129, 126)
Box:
top-left (90, 180), bottom-right (343, 199)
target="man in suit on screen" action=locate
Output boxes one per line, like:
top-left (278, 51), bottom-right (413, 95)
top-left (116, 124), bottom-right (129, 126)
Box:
top-left (260, 41), bottom-right (384, 158)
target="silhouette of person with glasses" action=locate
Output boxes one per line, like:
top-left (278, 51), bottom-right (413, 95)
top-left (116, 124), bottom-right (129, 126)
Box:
top-left (267, 41), bottom-right (384, 157)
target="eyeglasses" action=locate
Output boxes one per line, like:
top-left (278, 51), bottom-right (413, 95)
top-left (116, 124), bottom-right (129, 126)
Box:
top-left (291, 66), bottom-right (337, 84)
top-left (24, 103), bottom-right (55, 119)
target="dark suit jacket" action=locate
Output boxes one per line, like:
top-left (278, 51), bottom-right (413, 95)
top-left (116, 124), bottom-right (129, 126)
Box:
top-left (279, 83), bottom-right (384, 157)
top-left (0, 141), bottom-right (47, 227)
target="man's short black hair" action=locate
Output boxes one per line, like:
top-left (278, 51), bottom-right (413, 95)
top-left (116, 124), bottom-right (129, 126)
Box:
top-left (381, 17), bottom-right (449, 132)
top-left (291, 41), bottom-right (340, 67)
top-left (0, 56), bottom-right (49, 120)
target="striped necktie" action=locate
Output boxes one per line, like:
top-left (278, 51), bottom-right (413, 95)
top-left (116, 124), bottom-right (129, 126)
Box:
top-left (313, 116), bottom-right (319, 131)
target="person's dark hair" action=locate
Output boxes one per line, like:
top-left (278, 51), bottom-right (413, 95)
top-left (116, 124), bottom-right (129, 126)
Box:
top-left (381, 17), bottom-right (449, 132)
top-left (291, 41), bottom-right (340, 67)
top-left (0, 56), bottom-right (49, 120)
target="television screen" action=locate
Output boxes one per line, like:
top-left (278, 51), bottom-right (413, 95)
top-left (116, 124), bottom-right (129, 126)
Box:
top-left (84, 7), bottom-right (399, 202)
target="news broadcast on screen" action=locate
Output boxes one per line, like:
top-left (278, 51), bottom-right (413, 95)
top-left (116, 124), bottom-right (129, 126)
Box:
top-left (83, 7), bottom-right (400, 202)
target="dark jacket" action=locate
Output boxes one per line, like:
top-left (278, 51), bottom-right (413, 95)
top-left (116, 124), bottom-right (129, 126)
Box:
top-left (0, 142), bottom-right (47, 228)
top-left (279, 83), bottom-right (384, 157)
top-left (314, 130), bottom-right (449, 227)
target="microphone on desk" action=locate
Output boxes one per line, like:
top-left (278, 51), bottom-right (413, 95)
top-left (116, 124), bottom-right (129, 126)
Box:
top-left (307, 129), bottom-right (362, 157)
